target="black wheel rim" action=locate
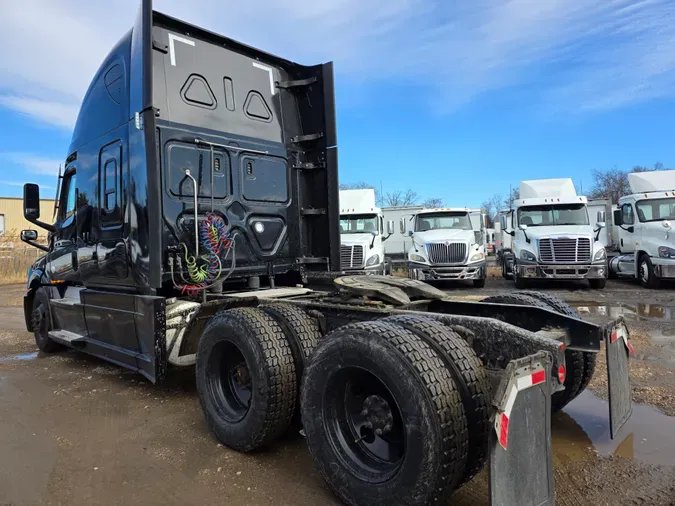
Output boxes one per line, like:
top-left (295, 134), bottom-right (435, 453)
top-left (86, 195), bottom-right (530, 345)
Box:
top-left (324, 367), bottom-right (405, 482)
top-left (206, 341), bottom-right (252, 422)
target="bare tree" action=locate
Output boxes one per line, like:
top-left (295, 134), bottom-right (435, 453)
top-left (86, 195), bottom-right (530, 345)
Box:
top-left (481, 193), bottom-right (506, 227)
top-left (589, 163), bottom-right (667, 202)
top-left (422, 197), bottom-right (444, 208)
top-left (382, 190), bottom-right (419, 207)
top-left (503, 188), bottom-right (520, 209)
top-left (339, 182), bottom-right (374, 191)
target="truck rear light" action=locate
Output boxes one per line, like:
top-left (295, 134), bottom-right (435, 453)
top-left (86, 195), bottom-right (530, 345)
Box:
top-left (558, 365), bottom-right (566, 384)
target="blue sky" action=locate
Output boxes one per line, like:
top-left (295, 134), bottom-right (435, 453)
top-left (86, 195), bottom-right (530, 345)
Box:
top-left (1, 0), bottom-right (674, 208)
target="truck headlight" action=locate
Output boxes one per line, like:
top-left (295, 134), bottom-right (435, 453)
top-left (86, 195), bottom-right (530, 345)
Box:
top-left (366, 254), bottom-right (380, 266)
top-left (658, 246), bottom-right (675, 259)
top-left (410, 254), bottom-right (426, 263)
top-left (520, 250), bottom-right (537, 262)
top-left (593, 248), bottom-right (606, 261)
top-left (470, 252), bottom-right (485, 262)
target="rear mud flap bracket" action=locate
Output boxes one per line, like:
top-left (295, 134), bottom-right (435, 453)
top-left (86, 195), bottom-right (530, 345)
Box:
top-left (490, 351), bottom-right (554, 506)
top-left (606, 321), bottom-right (633, 439)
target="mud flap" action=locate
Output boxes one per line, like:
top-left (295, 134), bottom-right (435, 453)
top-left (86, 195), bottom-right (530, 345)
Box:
top-left (489, 352), bottom-right (554, 506)
top-left (606, 321), bottom-right (633, 439)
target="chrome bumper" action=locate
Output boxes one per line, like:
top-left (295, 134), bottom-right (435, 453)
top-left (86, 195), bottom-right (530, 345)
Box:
top-left (517, 263), bottom-right (606, 279)
top-left (653, 260), bottom-right (675, 279)
top-left (409, 261), bottom-right (486, 281)
top-left (341, 263), bottom-right (385, 275)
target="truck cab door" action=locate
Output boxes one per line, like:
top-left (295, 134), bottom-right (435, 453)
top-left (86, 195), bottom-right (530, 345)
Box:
top-left (618, 203), bottom-right (636, 253)
top-left (96, 139), bottom-right (129, 280)
top-left (47, 168), bottom-right (80, 284)
top-left (501, 212), bottom-right (513, 251)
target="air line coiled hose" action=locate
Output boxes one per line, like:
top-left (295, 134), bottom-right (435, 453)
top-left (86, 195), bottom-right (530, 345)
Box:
top-left (170, 213), bottom-right (236, 296)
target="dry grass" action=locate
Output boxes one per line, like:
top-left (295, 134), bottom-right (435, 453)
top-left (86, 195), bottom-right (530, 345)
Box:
top-left (486, 265), bottom-right (501, 278)
top-left (0, 233), bottom-right (43, 284)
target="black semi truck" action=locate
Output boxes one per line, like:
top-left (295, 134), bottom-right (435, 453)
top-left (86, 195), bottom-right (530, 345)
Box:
top-left (19, 2), bottom-right (633, 505)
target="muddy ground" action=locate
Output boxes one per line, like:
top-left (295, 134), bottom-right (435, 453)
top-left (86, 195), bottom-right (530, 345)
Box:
top-left (1, 278), bottom-right (675, 505)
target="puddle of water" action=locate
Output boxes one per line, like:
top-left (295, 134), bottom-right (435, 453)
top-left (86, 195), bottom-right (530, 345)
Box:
top-left (571, 301), bottom-right (675, 321)
top-left (0, 352), bottom-right (39, 364)
top-left (555, 390), bottom-right (675, 467)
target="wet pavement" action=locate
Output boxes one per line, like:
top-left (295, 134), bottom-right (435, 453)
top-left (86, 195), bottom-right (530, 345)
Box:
top-left (572, 301), bottom-right (675, 321)
top-left (560, 390), bottom-right (675, 467)
top-left (1, 282), bottom-right (675, 505)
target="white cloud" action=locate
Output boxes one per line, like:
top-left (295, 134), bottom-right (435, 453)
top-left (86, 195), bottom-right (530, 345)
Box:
top-left (0, 0), bottom-right (674, 127)
top-left (0, 96), bottom-right (79, 129)
top-left (0, 153), bottom-right (64, 176)
top-left (0, 180), bottom-right (52, 190)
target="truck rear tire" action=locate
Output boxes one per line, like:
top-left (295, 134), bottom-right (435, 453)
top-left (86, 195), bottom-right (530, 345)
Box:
top-left (31, 288), bottom-right (62, 353)
top-left (301, 320), bottom-right (468, 506)
top-left (501, 256), bottom-right (512, 280)
top-left (589, 278), bottom-right (607, 289)
top-left (384, 258), bottom-right (393, 276)
top-left (639, 254), bottom-right (661, 289)
top-left (509, 292), bottom-right (598, 411)
top-left (196, 308), bottom-right (296, 452)
top-left (259, 303), bottom-right (321, 429)
top-left (383, 315), bottom-right (491, 485)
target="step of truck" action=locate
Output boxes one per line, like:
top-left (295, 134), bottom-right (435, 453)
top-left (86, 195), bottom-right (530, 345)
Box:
top-left (48, 330), bottom-right (87, 347)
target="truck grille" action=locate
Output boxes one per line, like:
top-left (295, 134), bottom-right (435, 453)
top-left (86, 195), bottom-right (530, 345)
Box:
top-left (340, 245), bottom-right (364, 269)
top-left (426, 242), bottom-right (467, 265)
top-left (538, 238), bottom-right (591, 263)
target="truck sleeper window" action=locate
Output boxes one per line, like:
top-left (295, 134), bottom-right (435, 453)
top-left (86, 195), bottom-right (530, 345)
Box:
top-left (415, 212), bottom-right (471, 231)
top-left (518, 204), bottom-right (589, 227)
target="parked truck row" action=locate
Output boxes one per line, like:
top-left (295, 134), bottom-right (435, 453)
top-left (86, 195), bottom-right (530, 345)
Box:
top-left (339, 189), bottom-right (487, 286)
top-left (496, 171), bottom-right (675, 290)
top-left (17, 2), bottom-right (634, 505)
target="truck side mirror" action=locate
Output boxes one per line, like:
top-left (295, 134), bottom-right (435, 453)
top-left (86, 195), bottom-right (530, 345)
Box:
top-left (387, 220), bottom-right (395, 235)
top-left (519, 224), bottom-right (528, 231)
top-left (23, 183), bottom-right (41, 220)
top-left (399, 218), bottom-right (407, 234)
top-left (596, 222), bottom-right (606, 229)
top-left (408, 230), bottom-right (413, 237)
top-left (21, 229), bottom-right (38, 241)
top-left (613, 209), bottom-right (623, 226)
top-left (663, 220), bottom-right (672, 230)
top-left (20, 228), bottom-right (48, 252)
top-left (596, 210), bottom-right (606, 224)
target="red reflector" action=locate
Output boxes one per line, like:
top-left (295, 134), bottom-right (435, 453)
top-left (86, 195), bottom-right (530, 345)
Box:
top-left (499, 413), bottom-right (509, 449)
top-left (611, 331), bottom-right (618, 343)
top-left (531, 370), bottom-right (546, 385)
top-left (558, 342), bottom-right (566, 351)
top-left (558, 365), bottom-right (566, 384)
top-left (626, 341), bottom-right (635, 355)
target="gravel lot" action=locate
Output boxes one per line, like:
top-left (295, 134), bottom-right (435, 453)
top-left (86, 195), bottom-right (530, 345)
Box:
top-left (1, 278), bottom-right (674, 505)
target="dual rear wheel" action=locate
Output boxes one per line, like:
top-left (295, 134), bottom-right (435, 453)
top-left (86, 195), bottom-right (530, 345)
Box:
top-left (195, 306), bottom-right (491, 505)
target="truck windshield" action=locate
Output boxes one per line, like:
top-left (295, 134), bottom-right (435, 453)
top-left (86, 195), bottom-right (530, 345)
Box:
top-left (340, 214), bottom-right (378, 234)
top-left (636, 198), bottom-right (675, 222)
top-left (518, 204), bottom-right (589, 226)
top-left (415, 212), bottom-right (472, 231)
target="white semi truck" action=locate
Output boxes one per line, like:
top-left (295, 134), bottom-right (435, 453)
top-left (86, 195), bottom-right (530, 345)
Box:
top-left (339, 189), bottom-right (394, 274)
top-left (395, 207), bottom-right (487, 287)
top-left (601, 171), bottom-right (675, 288)
top-left (499, 178), bottom-right (608, 289)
